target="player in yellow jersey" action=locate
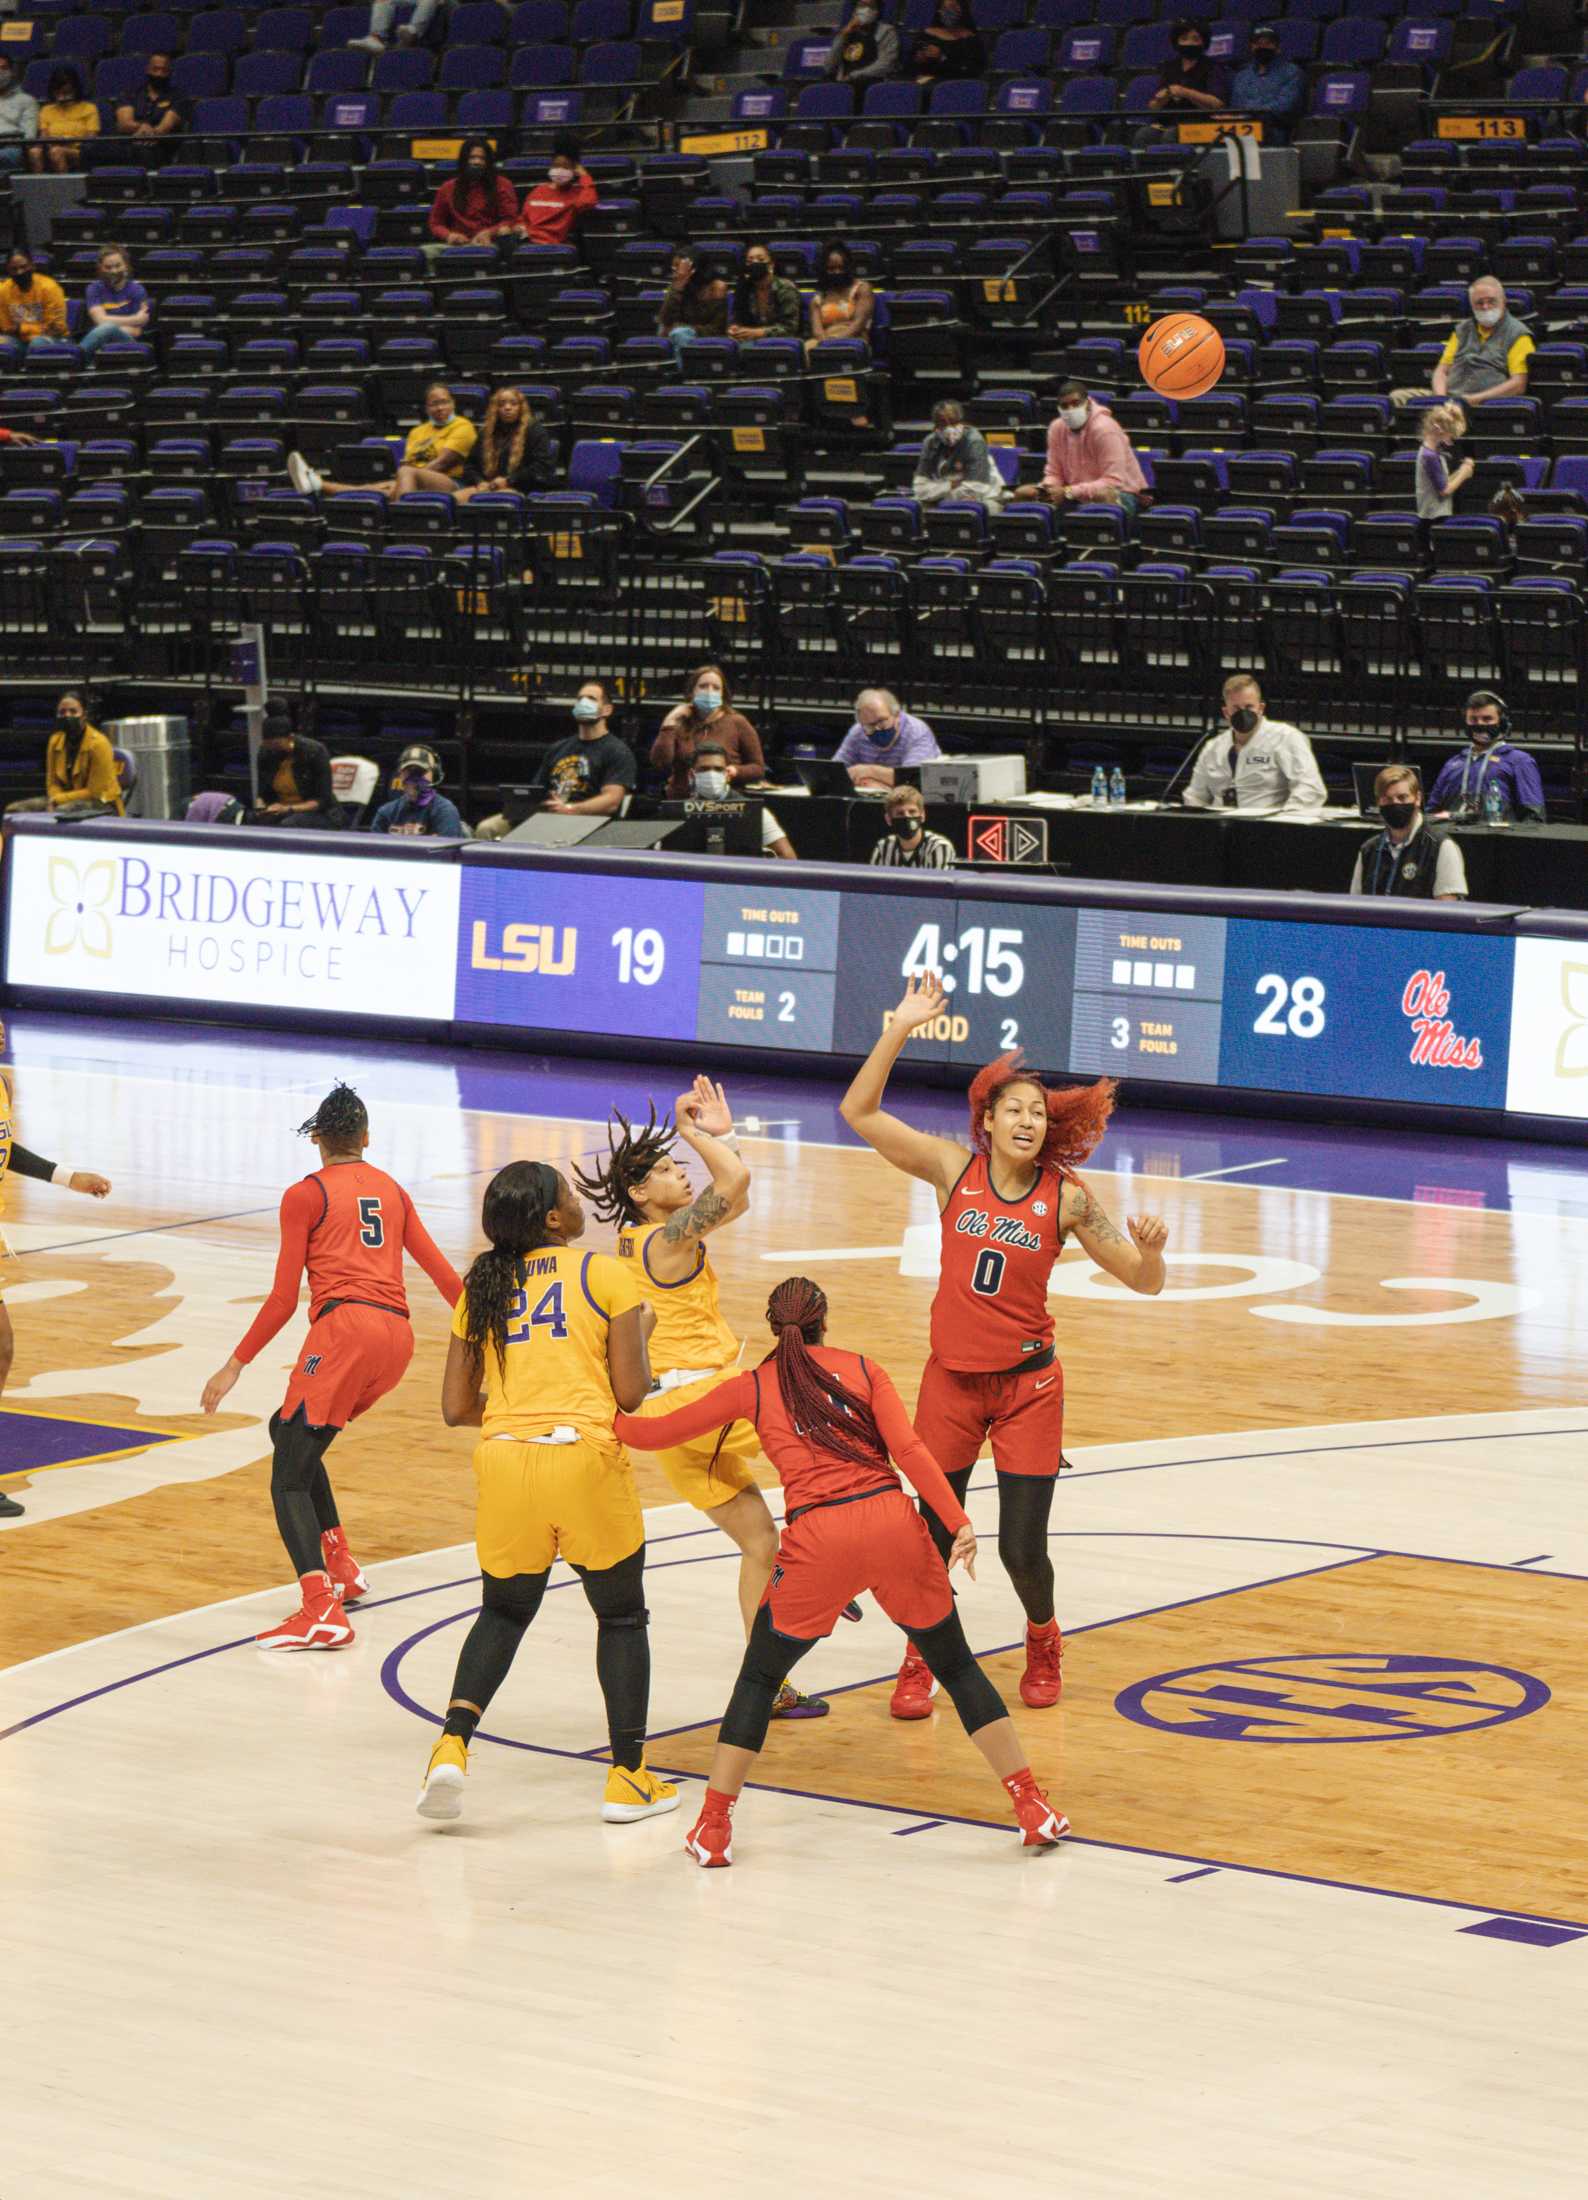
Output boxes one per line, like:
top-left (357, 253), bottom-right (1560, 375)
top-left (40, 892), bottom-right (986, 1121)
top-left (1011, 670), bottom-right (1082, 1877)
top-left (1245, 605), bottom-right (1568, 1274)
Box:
top-left (417, 1157), bottom-right (679, 1826)
top-left (575, 1077), bottom-right (850, 1720)
top-left (0, 1020), bottom-right (113, 1518)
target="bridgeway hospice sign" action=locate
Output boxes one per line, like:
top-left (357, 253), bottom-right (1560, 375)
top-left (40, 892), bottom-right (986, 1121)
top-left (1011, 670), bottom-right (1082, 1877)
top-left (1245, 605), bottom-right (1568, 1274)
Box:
top-left (4, 836), bottom-right (461, 1020)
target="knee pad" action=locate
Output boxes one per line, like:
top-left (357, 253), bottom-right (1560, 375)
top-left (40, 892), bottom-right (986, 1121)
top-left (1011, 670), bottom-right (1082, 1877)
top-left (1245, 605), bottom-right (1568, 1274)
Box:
top-left (270, 1408), bottom-right (336, 1492)
top-left (596, 1606), bottom-right (649, 1635)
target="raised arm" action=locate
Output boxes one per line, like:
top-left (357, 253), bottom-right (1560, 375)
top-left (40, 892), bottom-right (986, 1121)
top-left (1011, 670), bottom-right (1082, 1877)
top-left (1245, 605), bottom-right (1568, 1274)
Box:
top-left (1061, 1175), bottom-right (1168, 1295)
top-left (644, 1077), bottom-right (751, 1284)
top-left (400, 1188), bottom-right (464, 1306)
top-left (614, 1369), bottom-right (756, 1450)
top-left (839, 973), bottom-right (969, 1200)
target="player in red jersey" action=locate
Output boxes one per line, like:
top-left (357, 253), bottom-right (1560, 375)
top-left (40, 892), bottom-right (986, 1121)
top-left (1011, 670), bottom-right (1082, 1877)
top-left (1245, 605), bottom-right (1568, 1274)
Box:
top-left (841, 975), bottom-right (1168, 1718)
top-left (200, 1082), bottom-right (462, 1650)
top-left (616, 1275), bottom-right (1067, 1866)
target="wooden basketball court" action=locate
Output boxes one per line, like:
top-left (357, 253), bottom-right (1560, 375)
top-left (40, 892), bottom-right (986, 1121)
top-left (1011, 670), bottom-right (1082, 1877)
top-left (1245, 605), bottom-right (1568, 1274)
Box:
top-left (3, 1012), bottom-right (1586, 2199)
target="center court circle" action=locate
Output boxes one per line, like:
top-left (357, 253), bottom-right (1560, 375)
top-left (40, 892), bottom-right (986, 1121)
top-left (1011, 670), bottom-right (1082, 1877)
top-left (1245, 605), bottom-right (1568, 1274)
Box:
top-left (1114, 1652), bottom-right (1550, 1744)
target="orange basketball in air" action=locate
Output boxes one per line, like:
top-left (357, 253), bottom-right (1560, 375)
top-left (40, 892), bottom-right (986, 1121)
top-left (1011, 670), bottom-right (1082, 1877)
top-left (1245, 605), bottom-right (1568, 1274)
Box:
top-left (1138, 312), bottom-right (1226, 400)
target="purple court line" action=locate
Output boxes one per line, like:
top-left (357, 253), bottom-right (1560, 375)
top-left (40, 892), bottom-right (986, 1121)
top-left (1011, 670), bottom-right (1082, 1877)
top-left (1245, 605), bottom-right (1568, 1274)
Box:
top-left (1512, 1555), bottom-right (1552, 1567)
top-left (1166, 1867), bottom-right (1221, 1884)
top-left (892, 1820), bottom-right (945, 1837)
top-left (15, 1203), bottom-right (284, 1259)
top-left (11, 1528), bottom-right (1586, 1935)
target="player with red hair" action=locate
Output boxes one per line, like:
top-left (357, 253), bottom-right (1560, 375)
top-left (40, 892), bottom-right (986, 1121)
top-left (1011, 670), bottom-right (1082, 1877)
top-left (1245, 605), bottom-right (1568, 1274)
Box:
top-left (841, 974), bottom-right (1168, 1717)
top-left (616, 1274), bottom-right (1067, 1866)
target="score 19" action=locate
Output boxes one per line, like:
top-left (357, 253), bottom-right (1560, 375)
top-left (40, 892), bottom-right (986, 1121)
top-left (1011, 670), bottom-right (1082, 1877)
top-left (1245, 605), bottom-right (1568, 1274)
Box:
top-left (611, 926), bottom-right (666, 986)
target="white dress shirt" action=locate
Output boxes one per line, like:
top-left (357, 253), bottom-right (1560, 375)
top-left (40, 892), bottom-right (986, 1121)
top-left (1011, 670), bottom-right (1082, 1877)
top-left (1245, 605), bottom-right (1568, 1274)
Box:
top-left (1184, 716), bottom-right (1328, 815)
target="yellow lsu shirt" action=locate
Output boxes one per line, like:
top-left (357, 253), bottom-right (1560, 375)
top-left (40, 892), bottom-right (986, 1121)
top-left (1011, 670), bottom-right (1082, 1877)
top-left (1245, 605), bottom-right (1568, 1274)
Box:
top-left (0, 1068), bottom-right (13, 1193)
top-left (615, 1222), bottom-right (738, 1377)
top-left (403, 414), bottom-right (477, 468)
top-left (453, 1246), bottom-right (640, 1444)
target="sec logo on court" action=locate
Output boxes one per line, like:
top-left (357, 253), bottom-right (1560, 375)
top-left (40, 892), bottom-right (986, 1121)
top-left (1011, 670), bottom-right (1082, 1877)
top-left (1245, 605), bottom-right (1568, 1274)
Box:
top-left (1114, 1652), bottom-right (1549, 1744)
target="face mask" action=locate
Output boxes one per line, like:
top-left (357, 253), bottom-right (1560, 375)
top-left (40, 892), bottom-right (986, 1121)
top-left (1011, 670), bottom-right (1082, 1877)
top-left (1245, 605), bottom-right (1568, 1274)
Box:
top-left (1253, 44), bottom-right (1277, 61)
top-left (1059, 404), bottom-right (1088, 431)
top-left (693, 688), bottom-right (722, 714)
top-left (890, 813), bottom-right (923, 838)
top-left (693, 770), bottom-right (728, 799)
top-left (1379, 799), bottom-right (1417, 831)
top-left (403, 773), bottom-right (436, 809)
top-left (1474, 305), bottom-right (1503, 327)
top-left (1229, 704), bottom-right (1260, 735)
top-left (940, 424), bottom-right (965, 446)
top-left (1178, 41), bottom-right (1203, 56)
top-left (572, 696), bottom-right (602, 722)
top-left (11, 269), bottom-right (31, 291)
top-left (549, 165), bottom-right (574, 186)
top-left (748, 260), bottom-right (771, 278)
top-left (867, 721), bottom-right (897, 745)
top-left (856, 6), bottom-right (878, 19)
top-left (57, 715), bottom-right (82, 733)
top-left (148, 76), bottom-right (168, 91)
top-left (826, 267), bottom-right (847, 285)
top-left (1466, 720), bottom-right (1496, 745)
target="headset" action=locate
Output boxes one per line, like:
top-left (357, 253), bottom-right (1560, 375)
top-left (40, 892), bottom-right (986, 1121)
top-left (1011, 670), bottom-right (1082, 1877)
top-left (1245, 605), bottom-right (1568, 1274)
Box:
top-left (1463, 690), bottom-right (1510, 738)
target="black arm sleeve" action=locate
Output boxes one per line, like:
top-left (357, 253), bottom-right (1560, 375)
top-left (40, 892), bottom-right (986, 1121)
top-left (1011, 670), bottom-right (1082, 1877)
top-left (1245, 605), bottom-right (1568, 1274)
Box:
top-left (8, 1143), bottom-right (58, 1183)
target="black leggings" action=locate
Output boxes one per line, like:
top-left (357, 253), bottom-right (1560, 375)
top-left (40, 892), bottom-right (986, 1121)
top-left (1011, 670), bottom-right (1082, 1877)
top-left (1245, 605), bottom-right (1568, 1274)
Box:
top-left (918, 1467), bottom-right (1056, 1627)
top-left (269, 1407), bottom-right (342, 1577)
top-left (720, 1602), bottom-right (1006, 1754)
top-left (442, 1545), bottom-right (651, 1771)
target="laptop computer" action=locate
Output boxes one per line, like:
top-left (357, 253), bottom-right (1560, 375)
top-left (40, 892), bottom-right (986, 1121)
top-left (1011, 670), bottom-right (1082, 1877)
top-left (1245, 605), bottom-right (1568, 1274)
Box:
top-left (795, 760), bottom-right (858, 796)
top-left (1352, 762), bottom-right (1385, 819)
top-left (503, 810), bottom-right (607, 847)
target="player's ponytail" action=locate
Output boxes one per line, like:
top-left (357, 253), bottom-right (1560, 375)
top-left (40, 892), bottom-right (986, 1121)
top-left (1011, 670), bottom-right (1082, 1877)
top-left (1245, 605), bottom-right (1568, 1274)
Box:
top-left (297, 1080), bottom-right (369, 1152)
top-left (762, 1276), bottom-right (887, 1470)
top-left (461, 1160), bottom-right (563, 1374)
top-left (968, 1053), bottom-right (1115, 1177)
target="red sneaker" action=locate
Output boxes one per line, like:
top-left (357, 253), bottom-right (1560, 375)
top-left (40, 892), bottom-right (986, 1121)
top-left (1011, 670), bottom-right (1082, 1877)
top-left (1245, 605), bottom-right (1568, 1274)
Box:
top-left (1009, 1778), bottom-right (1069, 1850)
top-left (256, 1573), bottom-right (354, 1652)
top-left (890, 1642), bottom-right (938, 1721)
top-left (321, 1525), bottom-right (369, 1607)
top-left (685, 1805), bottom-right (734, 1868)
top-left (1019, 1619), bottom-right (1063, 1708)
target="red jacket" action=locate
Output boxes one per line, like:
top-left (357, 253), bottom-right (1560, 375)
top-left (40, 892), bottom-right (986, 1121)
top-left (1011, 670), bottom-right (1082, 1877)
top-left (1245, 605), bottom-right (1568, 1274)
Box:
top-left (428, 174), bottom-right (519, 242)
top-left (520, 168), bottom-right (598, 245)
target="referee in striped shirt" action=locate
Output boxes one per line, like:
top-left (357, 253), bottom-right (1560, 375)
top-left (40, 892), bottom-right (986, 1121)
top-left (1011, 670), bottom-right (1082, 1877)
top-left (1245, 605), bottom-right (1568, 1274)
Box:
top-left (868, 785), bottom-right (956, 869)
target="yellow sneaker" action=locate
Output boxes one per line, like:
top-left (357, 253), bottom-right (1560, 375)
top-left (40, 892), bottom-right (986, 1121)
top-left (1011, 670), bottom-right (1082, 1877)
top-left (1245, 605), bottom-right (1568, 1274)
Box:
top-left (416, 1733), bottom-right (468, 1821)
top-left (601, 1760), bottom-right (680, 1824)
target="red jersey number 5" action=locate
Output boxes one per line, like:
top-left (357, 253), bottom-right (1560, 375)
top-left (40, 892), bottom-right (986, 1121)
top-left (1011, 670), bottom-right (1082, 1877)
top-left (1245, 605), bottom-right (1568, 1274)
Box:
top-left (358, 1196), bottom-right (385, 1249)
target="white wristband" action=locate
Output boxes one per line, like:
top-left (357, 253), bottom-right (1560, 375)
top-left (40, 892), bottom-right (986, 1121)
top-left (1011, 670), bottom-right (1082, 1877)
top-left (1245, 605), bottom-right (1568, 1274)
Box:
top-left (51, 1163), bottom-right (72, 1186)
top-left (718, 1130), bottom-right (740, 1149)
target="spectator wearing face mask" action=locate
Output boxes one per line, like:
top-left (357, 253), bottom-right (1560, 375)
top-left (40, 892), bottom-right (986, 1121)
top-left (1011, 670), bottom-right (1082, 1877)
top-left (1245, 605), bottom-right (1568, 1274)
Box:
top-left (0, 249), bottom-right (68, 356)
top-left (651, 666), bottom-right (765, 798)
top-left (0, 56), bottom-right (39, 171)
top-left (429, 137), bottom-right (521, 246)
top-left (248, 707), bottom-right (345, 830)
top-left (290, 382), bottom-right (476, 499)
top-left (1349, 766), bottom-right (1467, 900)
top-left (912, 400), bottom-right (1005, 512)
top-left (1427, 278), bottom-right (1534, 412)
top-left (834, 688), bottom-right (942, 790)
top-left (532, 678), bottom-right (637, 816)
top-left (826, 6), bottom-right (901, 84)
top-left (869, 786), bottom-right (955, 869)
top-left (81, 246), bottom-right (152, 361)
top-left (1427, 691), bottom-right (1544, 822)
top-left (1184, 674), bottom-right (1326, 814)
top-left (370, 745), bottom-right (466, 836)
top-left (30, 65), bottom-right (99, 174)
top-left (520, 138), bottom-right (599, 247)
top-left (690, 741), bottom-right (796, 859)
top-left (1228, 24), bottom-right (1304, 141)
top-left (8, 693), bottom-right (124, 817)
top-left (1012, 380), bottom-right (1147, 514)
top-left (728, 244), bottom-right (803, 342)
top-left (911, 0), bottom-right (985, 87)
top-left (807, 239), bottom-right (875, 354)
top-left (1149, 19), bottom-right (1229, 114)
top-left (114, 51), bottom-right (188, 155)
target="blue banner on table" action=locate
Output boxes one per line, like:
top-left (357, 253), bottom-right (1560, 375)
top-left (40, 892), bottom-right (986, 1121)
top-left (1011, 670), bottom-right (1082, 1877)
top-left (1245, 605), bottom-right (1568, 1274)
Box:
top-left (456, 865), bottom-right (704, 1038)
top-left (1218, 919), bottom-right (1514, 1109)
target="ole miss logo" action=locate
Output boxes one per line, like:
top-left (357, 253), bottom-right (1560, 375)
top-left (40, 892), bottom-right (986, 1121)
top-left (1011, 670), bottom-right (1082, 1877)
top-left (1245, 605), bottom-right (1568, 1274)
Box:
top-left (1402, 968), bottom-right (1483, 1071)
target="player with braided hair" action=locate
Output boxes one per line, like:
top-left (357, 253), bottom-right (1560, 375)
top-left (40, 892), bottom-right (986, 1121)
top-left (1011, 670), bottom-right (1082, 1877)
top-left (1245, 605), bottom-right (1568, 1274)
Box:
top-left (416, 1159), bottom-right (678, 1827)
top-left (842, 974), bottom-right (1169, 1718)
top-left (201, 1081), bottom-right (462, 1650)
top-left (617, 1275), bottom-right (1067, 1866)
top-left (576, 1075), bottom-right (844, 1721)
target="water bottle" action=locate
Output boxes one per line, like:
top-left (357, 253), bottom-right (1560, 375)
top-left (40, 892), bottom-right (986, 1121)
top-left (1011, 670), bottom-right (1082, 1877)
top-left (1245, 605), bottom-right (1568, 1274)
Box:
top-left (1483, 783), bottom-right (1504, 825)
top-left (1109, 766), bottom-right (1127, 808)
top-left (1090, 765), bottom-right (1108, 807)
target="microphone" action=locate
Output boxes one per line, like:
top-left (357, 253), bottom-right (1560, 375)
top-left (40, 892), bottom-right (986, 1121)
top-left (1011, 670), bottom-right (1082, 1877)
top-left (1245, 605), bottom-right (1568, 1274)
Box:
top-left (1157, 727), bottom-right (1221, 809)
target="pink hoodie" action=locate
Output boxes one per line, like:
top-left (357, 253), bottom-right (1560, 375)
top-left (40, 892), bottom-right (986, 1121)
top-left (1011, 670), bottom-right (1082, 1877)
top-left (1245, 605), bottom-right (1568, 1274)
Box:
top-left (1042, 403), bottom-right (1148, 501)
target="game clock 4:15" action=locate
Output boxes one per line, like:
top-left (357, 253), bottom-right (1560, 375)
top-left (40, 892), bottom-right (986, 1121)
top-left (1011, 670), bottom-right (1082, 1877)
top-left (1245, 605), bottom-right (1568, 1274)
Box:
top-left (893, 904), bottom-right (1077, 1066)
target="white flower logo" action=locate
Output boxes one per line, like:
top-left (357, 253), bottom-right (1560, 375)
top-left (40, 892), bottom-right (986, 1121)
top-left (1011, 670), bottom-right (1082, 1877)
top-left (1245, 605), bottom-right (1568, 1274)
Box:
top-left (44, 855), bottom-right (115, 959)
top-left (1555, 961), bottom-right (1588, 1078)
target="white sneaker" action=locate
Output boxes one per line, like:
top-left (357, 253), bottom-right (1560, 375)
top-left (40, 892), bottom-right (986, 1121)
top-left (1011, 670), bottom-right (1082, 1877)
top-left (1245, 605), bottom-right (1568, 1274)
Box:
top-left (350, 35), bottom-right (387, 53)
top-left (286, 451), bottom-right (321, 495)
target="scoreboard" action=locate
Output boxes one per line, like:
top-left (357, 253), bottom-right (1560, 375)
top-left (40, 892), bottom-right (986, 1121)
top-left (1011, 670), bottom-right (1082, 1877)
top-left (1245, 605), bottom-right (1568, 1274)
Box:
top-left (455, 857), bottom-right (1526, 1116)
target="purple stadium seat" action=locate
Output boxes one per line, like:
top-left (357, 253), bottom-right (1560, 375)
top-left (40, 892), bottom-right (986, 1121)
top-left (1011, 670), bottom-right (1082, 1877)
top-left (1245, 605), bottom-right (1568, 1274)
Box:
top-left (439, 46), bottom-right (507, 90)
top-left (254, 7), bottom-right (315, 51)
top-left (1059, 27), bottom-right (1115, 70)
top-left (571, 0), bottom-right (632, 35)
top-left (452, 1), bottom-right (511, 41)
top-left (1311, 72), bottom-right (1369, 121)
top-left (1387, 20), bottom-right (1452, 66)
top-left (1321, 19), bottom-right (1386, 63)
top-left (371, 49), bottom-right (436, 92)
top-left (1058, 75), bottom-right (1117, 116)
top-left (120, 15), bottom-right (186, 60)
top-left (307, 50), bottom-right (372, 95)
top-left (582, 41), bottom-right (642, 86)
top-left (510, 43), bottom-right (576, 88)
top-left (233, 51), bottom-right (304, 98)
top-left (514, 0), bottom-right (573, 36)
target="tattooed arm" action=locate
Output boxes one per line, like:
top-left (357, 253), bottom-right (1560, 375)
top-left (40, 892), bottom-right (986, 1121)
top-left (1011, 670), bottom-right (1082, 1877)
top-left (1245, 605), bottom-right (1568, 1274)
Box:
top-left (1062, 1176), bottom-right (1168, 1295)
top-left (645, 1078), bottom-right (751, 1283)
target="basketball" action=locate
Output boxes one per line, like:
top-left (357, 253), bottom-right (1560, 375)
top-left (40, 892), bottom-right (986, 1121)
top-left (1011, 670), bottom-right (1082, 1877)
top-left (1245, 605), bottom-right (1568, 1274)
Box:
top-left (1138, 312), bottom-right (1226, 399)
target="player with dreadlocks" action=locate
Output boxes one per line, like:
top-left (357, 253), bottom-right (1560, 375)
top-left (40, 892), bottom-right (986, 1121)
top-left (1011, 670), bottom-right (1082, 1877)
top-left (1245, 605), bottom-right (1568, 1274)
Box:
top-left (576, 1075), bottom-right (848, 1721)
top-left (416, 1158), bottom-right (678, 1828)
top-left (841, 974), bottom-right (1169, 1719)
top-left (201, 1082), bottom-right (462, 1650)
top-left (617, 1275), bottom-right (1067, 1866)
